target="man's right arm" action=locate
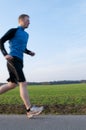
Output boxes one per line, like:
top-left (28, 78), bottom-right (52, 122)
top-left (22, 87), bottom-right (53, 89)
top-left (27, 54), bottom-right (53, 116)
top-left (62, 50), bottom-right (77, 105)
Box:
top-left (0, 28), bottom-right (17, 56)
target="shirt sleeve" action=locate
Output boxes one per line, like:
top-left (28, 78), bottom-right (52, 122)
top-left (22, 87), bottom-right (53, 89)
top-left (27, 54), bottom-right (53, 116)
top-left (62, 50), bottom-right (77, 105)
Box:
top-left (24, 48), bottom-right (32, 55)
top-left (0, 28), bottom-right (17, 56)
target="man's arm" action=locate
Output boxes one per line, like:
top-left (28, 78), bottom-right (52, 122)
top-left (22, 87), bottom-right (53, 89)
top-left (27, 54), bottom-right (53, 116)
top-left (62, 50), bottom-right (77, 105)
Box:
top-left (24, 48), bottom-right (35, 56)
top-left (0, 28), bottom-right (17, 56)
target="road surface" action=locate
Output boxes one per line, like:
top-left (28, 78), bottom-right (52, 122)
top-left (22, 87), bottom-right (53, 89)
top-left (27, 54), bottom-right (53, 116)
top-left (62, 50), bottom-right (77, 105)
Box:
top-left (0, 115), bottom-right (86, 130)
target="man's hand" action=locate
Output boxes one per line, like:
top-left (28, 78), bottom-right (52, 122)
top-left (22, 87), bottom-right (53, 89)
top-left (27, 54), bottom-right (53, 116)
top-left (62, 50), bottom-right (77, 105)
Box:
top-left (5, 55), bottom-right (13, 60)
top-left (29, 51), bottom-right (35, 56)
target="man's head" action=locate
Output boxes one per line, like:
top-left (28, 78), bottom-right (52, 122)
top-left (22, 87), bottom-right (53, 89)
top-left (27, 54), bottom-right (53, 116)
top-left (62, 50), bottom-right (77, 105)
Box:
top-left (18, 14), bottom-right (30, 28)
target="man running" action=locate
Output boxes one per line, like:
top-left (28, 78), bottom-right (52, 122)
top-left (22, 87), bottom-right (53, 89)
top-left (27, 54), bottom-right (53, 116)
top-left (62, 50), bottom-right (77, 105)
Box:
top-left (0, 14), bottom-right (43, 118)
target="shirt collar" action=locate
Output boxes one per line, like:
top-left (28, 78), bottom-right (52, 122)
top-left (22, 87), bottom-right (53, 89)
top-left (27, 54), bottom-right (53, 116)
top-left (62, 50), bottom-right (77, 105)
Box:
top-left (18, 26), bottom-right (24, 30)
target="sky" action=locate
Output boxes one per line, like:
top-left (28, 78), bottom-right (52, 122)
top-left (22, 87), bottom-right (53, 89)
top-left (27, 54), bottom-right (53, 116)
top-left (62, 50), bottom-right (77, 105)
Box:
top-left (0, 0), bottom-right (86, 82)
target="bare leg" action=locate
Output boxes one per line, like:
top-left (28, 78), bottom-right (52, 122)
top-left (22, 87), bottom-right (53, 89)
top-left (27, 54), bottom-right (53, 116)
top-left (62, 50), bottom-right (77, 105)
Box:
top-left (0, 82), bottom-right (17, 94)
top-left (19, 82), bottom-right (31, 110)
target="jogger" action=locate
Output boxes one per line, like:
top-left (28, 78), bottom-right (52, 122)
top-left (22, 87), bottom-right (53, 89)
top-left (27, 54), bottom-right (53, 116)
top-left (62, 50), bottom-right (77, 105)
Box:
top-left (0, 14), bottom-right (43, 118)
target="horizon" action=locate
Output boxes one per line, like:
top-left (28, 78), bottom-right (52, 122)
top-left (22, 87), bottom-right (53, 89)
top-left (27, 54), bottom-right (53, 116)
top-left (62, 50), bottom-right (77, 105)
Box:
top-left (0, 79), bottom-right (86, 84)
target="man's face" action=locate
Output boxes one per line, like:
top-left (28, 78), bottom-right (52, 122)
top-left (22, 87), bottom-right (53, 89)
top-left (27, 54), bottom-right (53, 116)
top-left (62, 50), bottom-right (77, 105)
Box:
top-left (19, 16), bottom-right (30, 28)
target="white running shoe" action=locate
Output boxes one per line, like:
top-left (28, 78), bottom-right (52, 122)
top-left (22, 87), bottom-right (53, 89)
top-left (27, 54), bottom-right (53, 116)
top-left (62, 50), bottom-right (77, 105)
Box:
top-left (27, 106), bottom-right (44, 118)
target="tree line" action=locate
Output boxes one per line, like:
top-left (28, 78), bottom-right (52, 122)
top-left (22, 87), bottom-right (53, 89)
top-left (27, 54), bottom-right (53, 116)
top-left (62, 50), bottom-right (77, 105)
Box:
top-left (0, 80), bottom-right (86, 86)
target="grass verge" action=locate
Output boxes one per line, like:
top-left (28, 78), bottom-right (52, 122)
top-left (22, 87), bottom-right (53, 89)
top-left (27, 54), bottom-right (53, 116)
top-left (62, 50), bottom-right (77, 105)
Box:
top-left (0, 84), bottom-right (86, 114)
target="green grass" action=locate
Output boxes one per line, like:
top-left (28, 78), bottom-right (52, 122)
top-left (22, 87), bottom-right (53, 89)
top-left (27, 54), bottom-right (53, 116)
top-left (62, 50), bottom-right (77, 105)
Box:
top-left (0, 83), bottom-right (86, 106)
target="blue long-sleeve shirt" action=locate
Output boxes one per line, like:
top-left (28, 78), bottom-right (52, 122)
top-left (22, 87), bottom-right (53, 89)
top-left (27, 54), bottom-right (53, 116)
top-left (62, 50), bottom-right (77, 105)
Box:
top-left (0, 26), bottom-right (32, 60)
top-left (9, 26), bottom-right (29, 60)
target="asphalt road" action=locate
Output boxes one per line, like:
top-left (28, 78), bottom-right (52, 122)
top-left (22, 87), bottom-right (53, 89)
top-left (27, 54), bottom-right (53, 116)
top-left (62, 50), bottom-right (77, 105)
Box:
top-left (0, 115), bottom-right (86, 130)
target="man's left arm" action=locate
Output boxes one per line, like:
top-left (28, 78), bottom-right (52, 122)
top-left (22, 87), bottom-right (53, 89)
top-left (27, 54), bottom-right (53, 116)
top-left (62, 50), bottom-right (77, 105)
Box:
top-left (24, 48), bottom-right (35, 56)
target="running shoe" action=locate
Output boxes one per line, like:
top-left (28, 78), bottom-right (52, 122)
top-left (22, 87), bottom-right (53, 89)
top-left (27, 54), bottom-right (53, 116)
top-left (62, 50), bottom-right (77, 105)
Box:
top-left (27, 106), bottom-right (44, 118)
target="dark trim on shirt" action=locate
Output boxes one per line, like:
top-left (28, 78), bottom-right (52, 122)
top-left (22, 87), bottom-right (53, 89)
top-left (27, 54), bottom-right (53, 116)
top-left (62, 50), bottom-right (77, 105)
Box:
top-left (0, 28), bottom-right (17, 56)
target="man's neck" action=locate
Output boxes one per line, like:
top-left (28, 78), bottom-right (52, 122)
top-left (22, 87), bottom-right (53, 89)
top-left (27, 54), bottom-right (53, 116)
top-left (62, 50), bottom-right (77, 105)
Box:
top-left (18, 25), bottom-right (25, 30)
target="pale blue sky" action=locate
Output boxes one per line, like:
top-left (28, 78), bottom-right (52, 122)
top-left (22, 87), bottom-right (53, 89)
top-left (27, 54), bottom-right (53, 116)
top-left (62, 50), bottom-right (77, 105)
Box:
top-left (0, 0), bottom-right (86, 82)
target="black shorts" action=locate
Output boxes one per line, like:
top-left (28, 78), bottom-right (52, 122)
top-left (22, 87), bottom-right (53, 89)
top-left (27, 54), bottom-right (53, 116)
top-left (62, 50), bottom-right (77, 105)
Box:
top-left (7, 56), bottom-right (26, 83)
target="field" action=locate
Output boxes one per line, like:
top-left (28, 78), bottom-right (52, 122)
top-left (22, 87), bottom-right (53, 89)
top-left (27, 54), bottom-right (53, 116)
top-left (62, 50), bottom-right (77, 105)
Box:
top-left (0, 83), bottom-right (86, 114)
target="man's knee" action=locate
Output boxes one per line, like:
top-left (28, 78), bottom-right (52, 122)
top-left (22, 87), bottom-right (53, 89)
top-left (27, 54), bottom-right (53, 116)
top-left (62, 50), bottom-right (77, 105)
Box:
top-left (8, 82), bottom-right (17, 89)
top-left (19, 82), bottom-right (27, 87)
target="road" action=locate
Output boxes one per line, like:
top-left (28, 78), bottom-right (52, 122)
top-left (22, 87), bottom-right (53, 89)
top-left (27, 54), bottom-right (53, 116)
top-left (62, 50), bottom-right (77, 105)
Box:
top-left (0, 115), bottom-right (86, 130)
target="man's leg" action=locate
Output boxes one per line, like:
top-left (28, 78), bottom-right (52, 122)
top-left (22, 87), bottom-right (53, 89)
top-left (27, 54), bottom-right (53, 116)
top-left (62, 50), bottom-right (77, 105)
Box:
top-left (19, 82), bottom-right (44, 118)
top-left (19, 82), bottom-right (31, 110)
top-left (0, 82), bottom-right (16, 94)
